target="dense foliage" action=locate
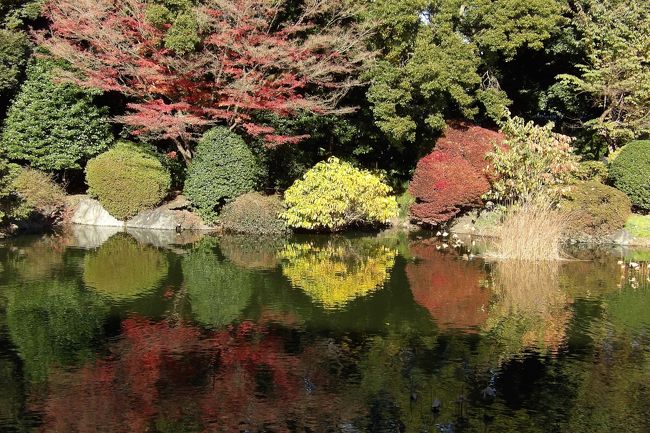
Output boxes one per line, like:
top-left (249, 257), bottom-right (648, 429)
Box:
top-left (86, 142), bottom-right (171, 220)
top-left (282, 157), bottom-right (398, 231)
top-left (608, 140), bottom-right (650, 211)
top-left (11, 167), bottom-right (66, 220)
top-left (0, 59), bottom-right (113, 171)
top-left (561, 181), bottom-right (631, 238)
top-left (184, 127), bottom-right (262, 223)
top-left (486, 115), bottom-right (579, 203)
top-left (219, 192), bottom-right (287, 236)
top-left (409, 122), bottom-right (504, 224)
top-left (0, 29), bottom-right (29, 102)
top-left (37, 0), bottom-right (372, 160)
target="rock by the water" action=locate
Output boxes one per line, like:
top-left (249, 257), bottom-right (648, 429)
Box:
top-left (126, 208), bottom-right (212, 231)
top-left (71, 198), bottom-right (124, 228)
top-left (610, 229), bottom-right (634, 246)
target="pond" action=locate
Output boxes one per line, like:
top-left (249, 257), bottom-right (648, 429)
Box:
top-left (0, 227), bottom-right (649, 433)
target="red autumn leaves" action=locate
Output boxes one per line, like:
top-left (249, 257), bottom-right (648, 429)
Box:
top-left (409, 121), bottom-right (505, 224)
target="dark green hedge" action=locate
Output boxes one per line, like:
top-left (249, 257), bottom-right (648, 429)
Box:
top-left (184, 127), bottom-right (262, 223)
top-left (609, 140), bottom-right (650, 210)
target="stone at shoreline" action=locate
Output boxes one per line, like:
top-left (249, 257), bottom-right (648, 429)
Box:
top-left (126, 208), bottom-right (212, 231)
top-left (70, 198), bottom-right (124, 228)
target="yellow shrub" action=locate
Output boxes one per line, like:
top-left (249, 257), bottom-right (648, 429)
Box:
top-left (281, 157), bottom-right (398, 231)
top-left (279, 238), bottom-right (397, 309)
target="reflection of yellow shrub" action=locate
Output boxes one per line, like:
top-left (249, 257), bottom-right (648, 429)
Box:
top-left (83, 234), bottom-right (168, 301)
top-left (279, 239), bottom-right (397, 309)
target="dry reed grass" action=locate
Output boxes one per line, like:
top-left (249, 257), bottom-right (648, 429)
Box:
top-left (487, 200), bottom-right (567, 261)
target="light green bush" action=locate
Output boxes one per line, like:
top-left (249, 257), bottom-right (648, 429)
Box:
top-left (609, 140), bottom-right (650, 210)
top-left (573, 160), bottom-right (608, 183)
top-left (184, 127), bottom-right (262, 223)
top-left (281, 157), bottom-right (398, 231)
top-left (625, 215), bottom-right (650, 238)
top-left (219, 192), bottom-right (288, 235)
top-left (0, 58), bottom-right (114, 171)
top-left (86, 142), bottom-right (171, 220)
top-left (486, 115), bottom-right (580, 203)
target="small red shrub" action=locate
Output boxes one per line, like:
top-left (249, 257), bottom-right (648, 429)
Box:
top-left (409, 121), bottom-right (505, 224)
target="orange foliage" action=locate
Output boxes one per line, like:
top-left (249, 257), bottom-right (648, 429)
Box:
top-left (406, 241), bottom-right (490, 331)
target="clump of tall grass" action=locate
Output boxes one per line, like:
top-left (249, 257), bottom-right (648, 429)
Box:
top-left (487, 199), bottom-right (567, 261)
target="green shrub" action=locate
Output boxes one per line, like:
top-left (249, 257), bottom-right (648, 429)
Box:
top-left (86, 142), bottom-right (171, 220)
top-left (560, 181), bottom-right (631, 238)
top-left (0, 29), bottom-right (29, 99)
top-left (0, 158), bottom-right (20, 222)
top-left (609, 140), bottom-right (650, 210)
top-left (1, 58), bottom-right (114, 171)
top-left (11, 167), bottom-right (66, 219)
top-left (574, 160), bottom-right (608, 183)
top-left (219, 192), bottom-right (288, 235)
top-left (281, 157), bottom-right (398, 231)
top-left (184, 127), bottom-right (262, 223)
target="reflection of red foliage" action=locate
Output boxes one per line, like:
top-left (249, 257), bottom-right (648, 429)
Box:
top-left (406, 241), bottom-right (490, 331)
top-left (409, 122), bottom-right (505, 224)
top-left (36, 317), bottom-right (360, 433)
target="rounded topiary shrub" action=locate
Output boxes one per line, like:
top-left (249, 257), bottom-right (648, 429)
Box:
top-left (609, 140), bottom-right (650, 210)
top-left (281, 157), bottom-right (398, 232)
top-left (219, 192), bottom-right (288, 235)
top-left (11, 168), bottom-right (66, 220)
top-left (1, 58), bottom-right (114, 171)
top-left (86, 142), bottom-right (171, 220)
top-left (561, 181), bottom-right (631, 238)
top-left (184, 127), bottom-right (262, 223)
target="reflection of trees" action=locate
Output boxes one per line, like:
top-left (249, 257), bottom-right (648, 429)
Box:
top-left (279, 238), bottom-right (397, 310)
top-left (6, 278), bottom-right (107, 382)
top-left (218, 234), bottom-right (282, 270)
top-left (36, 318), bottom-right (366, 433)
top-left (83, 233), bottom-right (168, 301)
top-left (485, 262), bottom-right (572, 357)
top-left (182, 238), bottom-right (255, 328)
top-left (406, 241), bottom-right (490, 331)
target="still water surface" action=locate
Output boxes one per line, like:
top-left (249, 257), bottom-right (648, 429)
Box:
top-left (0, 227), bottom-right (649, 433)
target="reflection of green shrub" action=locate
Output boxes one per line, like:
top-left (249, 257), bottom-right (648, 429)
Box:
top-left (6, 278), bottom-right (107, 382)
top-left (184, 127), bottom-right (262, 223)
top-left (561, 181), bottom-right (631, 237)
top-left (86, 142), bottom-right (171, 220)
top-left (219, 192), bottom-right (288, 235)
top-left (182, 238), bottom-right (254, 328)
top-left (609, 140), bottom-right (650, 210)
top-left (83, 234), bottom-right (168, 301)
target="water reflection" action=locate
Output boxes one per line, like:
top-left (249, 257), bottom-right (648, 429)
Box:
top-left (182, 237), bottom-right (254, 328)
top-left (83, 233), bottom-right (168, 301)
top-left (406, 240), bottom-right (490, 331)
top-left (279, 237), bottom-right (397, 310)
top-left (485, 262), bottom-right (572, 356)
top-left (0, 228), bottom-right (649, 432)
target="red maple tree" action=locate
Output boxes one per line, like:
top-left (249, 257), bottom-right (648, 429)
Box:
top-left (409, 121), bottom-right (505, 224)
top-left (38, 0), bottom-right (373, 162)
